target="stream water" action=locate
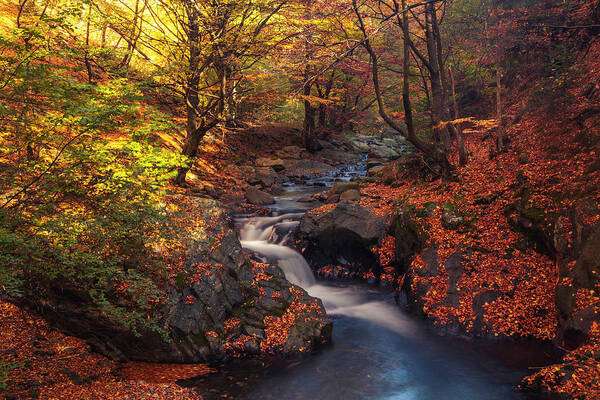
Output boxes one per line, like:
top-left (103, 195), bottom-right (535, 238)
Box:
top-left (192, 160), bottom-right (556, 400)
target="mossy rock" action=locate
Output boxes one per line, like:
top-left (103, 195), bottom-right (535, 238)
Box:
top-left (387, 204), bottom-right (429, 268)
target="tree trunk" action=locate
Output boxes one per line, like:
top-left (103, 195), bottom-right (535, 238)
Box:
top-left (495, 41), bottom-right (504, 152)
top-left (174, 126), bottom-right (206, 185)
top-left (401, 0), bottom-right (415, 140)
top-left (175, 0), bottom-right (202, 186)
top-left (317, 71), bottom-right (334, 128)
top-left (493, 0), bottom-right (505, 153)
top-left (302, 66), bottom-right (316, 151)
top-left (425, 3), bottom-right (451, 151)
top-left (84, 7), bottom-right (93, 85)
top-left (430, 2), bottom-right (467, 165)
top-left (449, 66), bottom-right (468, 165)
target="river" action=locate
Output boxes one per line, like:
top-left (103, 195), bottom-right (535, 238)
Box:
top-left (191, 160), bottom-right (555, 400)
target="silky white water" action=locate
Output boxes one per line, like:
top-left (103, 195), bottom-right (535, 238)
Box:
top-left (238, 209), bottom-right (416, 337)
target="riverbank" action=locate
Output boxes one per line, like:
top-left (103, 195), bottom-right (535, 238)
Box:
top-left (354, 124), bottom-right (599, 398)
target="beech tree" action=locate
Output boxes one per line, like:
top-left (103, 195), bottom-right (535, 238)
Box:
top-left (352, 0), bottom-right (454, 174)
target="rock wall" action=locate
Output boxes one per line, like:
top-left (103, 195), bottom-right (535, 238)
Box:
top-left (18, 197), bottom-right (331, 363)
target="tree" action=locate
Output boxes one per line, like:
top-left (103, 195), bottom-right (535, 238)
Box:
top-left (352, 0), bottom-right (453, 175)
top-left (0, 13), bottom-right (184, 334)
top-left (96, 0), bottom-right (290, 184)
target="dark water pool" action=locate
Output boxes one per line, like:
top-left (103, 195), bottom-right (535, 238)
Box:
top-left (188, 284), bottom-right (556, 400)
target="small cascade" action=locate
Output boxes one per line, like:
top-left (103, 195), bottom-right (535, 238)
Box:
top-left (236, 158), bottom-right (416, 337)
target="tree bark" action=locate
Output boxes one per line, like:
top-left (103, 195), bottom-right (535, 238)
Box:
top-left (401, 0), bottom-right (415, 140)
top-left (302, 65), bottom-right (317, 151)
top-left (430, 2), bottom-right (466, 164)
top-left (424, 3), bottom-right (451, 151)
top-left (84, 6), bottom-right (93, 85)
top-left (174, 0), bottom-right (205, 186)
top-left (495, 39), bottom-right (504, 152)
top-left (449, 66), bottom-right (468, 165)
top-left (493, 0), bottom-right (505, 152)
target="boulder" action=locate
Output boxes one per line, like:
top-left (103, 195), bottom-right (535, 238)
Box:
top-left (254, 167), bottom-right (284, 187)
top-left (245, 187), bottom-right (275, 205)
top-left (350, 140), bottom-right (370, 153)
top-left (316, 149), bottom-right (356, 165)
top-left (339, 189), bottom-right (361, 201)
top-left (507, 194), bottom-right (600, 348)
top-left (442, 207), bottom-right (464, 230)
top-left (405, 243), bottom-right (476, 333)
top-left (368, 165), bottom-right (386, 176)
top-left (255, 158), bottom-right (285, 172)
top-left (296, 201), bottom-right (385, 273)
top-left (325, 194), bottom-right (340, 204)
top-left (190, 182), bottom-right (217, 198)
top-left (19, 197), bottom-right (331, 363)
top-left (282, 159), bottom-right (333, 179)
top-left (367, 160), bottom-right (383, 169)
top-left (328, 181), bottom-right (360, 196)
top-left (368, 145), bottom-right (400, 161)
top-left (386, 204), bottom-right (427, 268)
top-left (276, 145), bottom-right (307, 160)
top-left (555, 224), bottom-right (600, 349)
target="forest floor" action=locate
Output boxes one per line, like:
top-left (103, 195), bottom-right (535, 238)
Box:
top-left (0, 300), bottom-right (210, 399)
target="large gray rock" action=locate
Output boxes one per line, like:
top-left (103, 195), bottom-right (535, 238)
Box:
top-left (296, 201), bottom-right (385, 273)
top-left (328, 181), bottom-right (360, 196)
top-left (508, 194), bottom-right (600, 348)
top-left (316, 149), bottom-right (357, 165)
top-left (252, 167), bottom-right (284, 187)
top-left (245, 186), bottom-right (275, 205)
top-left (276, 145), bottom-right (307, 160)
top-left (553, 200), bottom-right (600, 349)
top-left (283, 159), bottom-right (334, 180)
top-left (404, 243), bottom-right (477, 334)
top-left (386, 204), bottom-right (428, 268)
top-left (340, 189), bottom-right (361, 201)
top-left (350, 140), bottom-right (370, 153)
top-left (368, 165), bottom-right (386, 176)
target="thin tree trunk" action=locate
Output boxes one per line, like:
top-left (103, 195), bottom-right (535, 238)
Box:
top-left (101, 23), bottom-right (107, 48)
top-left (495, 41), bottom-right (504, 152)
top-left (84, 7), bottom-right (93, 84)
top-left (302, 0), bottom-right (317, 151)
top-left (493, 0), bottom-right (505, 152)
top-left (431, 1), bottom-right (466, 163)
top-left (302, 65), bottom-right (316, 151)
top-left (425, 3), bottom-right (451, 151)
top-left (449, 66), bottom-right (468, 165)
top-left (401, 0), bottom-right (415, 139)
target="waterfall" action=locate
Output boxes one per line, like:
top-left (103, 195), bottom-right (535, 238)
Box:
top-left (237, 206), bottom-right (416, 337)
